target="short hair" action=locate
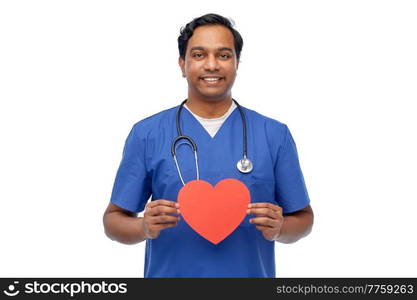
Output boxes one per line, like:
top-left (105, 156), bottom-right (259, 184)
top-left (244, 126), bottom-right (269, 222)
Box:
top-left (178, 13), bottom-right (244, 61)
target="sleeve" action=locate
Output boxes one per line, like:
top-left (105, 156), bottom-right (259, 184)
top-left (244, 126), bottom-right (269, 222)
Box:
top-left (109, 124), bottom-right (152, 213)
top-left (274, 124), bottom-right (310, 214)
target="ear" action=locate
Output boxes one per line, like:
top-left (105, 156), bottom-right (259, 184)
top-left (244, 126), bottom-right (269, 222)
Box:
top-left (178, 57), bottom-right (186, 77)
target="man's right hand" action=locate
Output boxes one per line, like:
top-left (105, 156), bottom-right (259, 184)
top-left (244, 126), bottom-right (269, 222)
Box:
top-left (143, 200), bottom-right (180, 239)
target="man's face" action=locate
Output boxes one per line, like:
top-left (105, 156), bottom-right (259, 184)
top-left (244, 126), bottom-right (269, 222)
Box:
top-left (179, 25), bottom-right (239, 101)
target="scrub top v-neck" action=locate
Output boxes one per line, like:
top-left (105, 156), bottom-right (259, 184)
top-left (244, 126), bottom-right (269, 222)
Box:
top-left (183, 101), bottom-right (237, 138)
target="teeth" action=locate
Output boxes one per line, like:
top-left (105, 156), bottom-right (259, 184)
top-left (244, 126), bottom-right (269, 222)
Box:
top-left (202, 77), bottom-right (221, 81)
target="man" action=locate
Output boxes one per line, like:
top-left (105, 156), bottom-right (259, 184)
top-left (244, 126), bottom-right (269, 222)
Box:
top-left (103, 13), bottom-right (314, 277)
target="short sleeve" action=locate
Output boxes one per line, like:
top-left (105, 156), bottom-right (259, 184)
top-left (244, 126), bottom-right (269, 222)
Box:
top-left (274, 124), bottom-right (310, 214)
top-left (109, 124), bottom-right (152, 213)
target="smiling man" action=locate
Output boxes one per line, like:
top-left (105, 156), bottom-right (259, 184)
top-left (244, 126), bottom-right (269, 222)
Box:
top-left (179, 24), bottom-right (238, 118)
top-left (103, 13), bottom-right (314, 278)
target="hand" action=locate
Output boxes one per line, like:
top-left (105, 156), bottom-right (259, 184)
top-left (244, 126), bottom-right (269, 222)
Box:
top-left (247, 203), bottom-right (284, 241)
top-left (143, 200), bottom-right (180, 239)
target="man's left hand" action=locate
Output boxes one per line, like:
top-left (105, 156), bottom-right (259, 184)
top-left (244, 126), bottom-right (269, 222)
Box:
top-left (247, 203), bottom-right (284, 241)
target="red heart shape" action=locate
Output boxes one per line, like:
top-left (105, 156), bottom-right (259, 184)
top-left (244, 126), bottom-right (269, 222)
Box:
top-left (177, 178), bottom-right (251, 244)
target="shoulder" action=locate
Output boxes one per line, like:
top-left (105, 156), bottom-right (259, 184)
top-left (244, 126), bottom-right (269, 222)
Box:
top-left (130, 106), bottom-right (177, 139)
top-left (241, 106), bottom-right (289, 139)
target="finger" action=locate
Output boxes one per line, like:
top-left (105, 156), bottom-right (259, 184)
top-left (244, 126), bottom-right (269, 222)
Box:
top-left (148, 205), bottom-right (180, 216)
top-left (153, 222), bottom-right (179, 231)
top-left (151, 215), bottom-right (180, 224)
top-left (247, 208), bottom-right (279, 219)
top-left (248, 202), bottom-right (282, 213)
top-left (151, 216), bottom-right (179, 225)
top-left (249, 217), bottom-right (276, 228)
top-left (147, 200), bottom-right (178, 209)
top-left (146, 201), bottom-right (180, 216)
top-left (255, 225), bottom-right (270, 231)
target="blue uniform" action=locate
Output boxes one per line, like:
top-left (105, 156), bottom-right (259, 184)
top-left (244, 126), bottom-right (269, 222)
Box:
top-left (110, 104), bottom-right (310, 277)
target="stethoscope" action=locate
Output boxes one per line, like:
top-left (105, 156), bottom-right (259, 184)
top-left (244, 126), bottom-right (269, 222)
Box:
top-left (171, 98), bottom-right (253, 186)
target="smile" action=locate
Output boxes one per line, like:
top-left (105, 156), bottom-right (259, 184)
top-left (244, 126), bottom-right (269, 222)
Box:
top-left (200, 77), bottom-right (224, 84)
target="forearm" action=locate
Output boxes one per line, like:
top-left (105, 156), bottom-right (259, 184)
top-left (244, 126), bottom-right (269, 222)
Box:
top-left (275, 210), bottom-right (314, 244)
top-left (103, 212), bottom-right (147, 245)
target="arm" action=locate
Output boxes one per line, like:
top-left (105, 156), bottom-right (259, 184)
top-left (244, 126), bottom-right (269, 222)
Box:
top-left (103, 200), bottom-right (180, 245)
top-left (276, 204), bottom-right (314, 244)
top-left (248, 203), bottom-right (314, 244)
top-left (103, 203), bottom-right (147, 245)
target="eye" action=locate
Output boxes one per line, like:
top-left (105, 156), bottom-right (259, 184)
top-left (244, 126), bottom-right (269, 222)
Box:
top-left (220, 53), bottom-right (231, 59)
top-left (192, 53), bottom-right (204, 58)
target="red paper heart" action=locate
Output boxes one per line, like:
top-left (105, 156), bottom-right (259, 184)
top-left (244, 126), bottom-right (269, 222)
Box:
top-left (177, 178), bottom-right (251, 244)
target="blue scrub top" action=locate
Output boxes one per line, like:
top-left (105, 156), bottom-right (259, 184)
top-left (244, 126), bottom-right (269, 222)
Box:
top-left (109, 104), bottom-right (310, 278)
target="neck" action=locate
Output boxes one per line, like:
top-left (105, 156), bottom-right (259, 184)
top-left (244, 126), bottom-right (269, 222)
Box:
top-left (185, 95), bottom-right (233, 119)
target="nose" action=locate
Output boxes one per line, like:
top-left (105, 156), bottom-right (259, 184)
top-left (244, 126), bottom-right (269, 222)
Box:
top-left (203, 53), bottom-right (220, 72)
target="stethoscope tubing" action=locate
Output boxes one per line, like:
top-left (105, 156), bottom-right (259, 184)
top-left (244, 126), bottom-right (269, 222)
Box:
top-left (173, 99), bottom-right (247, 157)
top-left (172, 98), bottom-right (250, 186)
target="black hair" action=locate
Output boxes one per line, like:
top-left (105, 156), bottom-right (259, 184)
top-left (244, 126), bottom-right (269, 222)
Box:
top-left (178, 13), bottom-right (243, 61)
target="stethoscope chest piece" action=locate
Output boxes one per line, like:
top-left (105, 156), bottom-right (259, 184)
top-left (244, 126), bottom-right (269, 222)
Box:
top-left (237, 156), bottom-right (253, 173)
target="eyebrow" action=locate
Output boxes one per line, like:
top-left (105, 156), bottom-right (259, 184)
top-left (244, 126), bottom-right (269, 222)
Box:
top-left (189, 46), bottom-right (234, 53)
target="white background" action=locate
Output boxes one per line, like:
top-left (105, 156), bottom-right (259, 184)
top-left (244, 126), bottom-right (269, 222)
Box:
top-left (1, 0), bottom-right (416, 277)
